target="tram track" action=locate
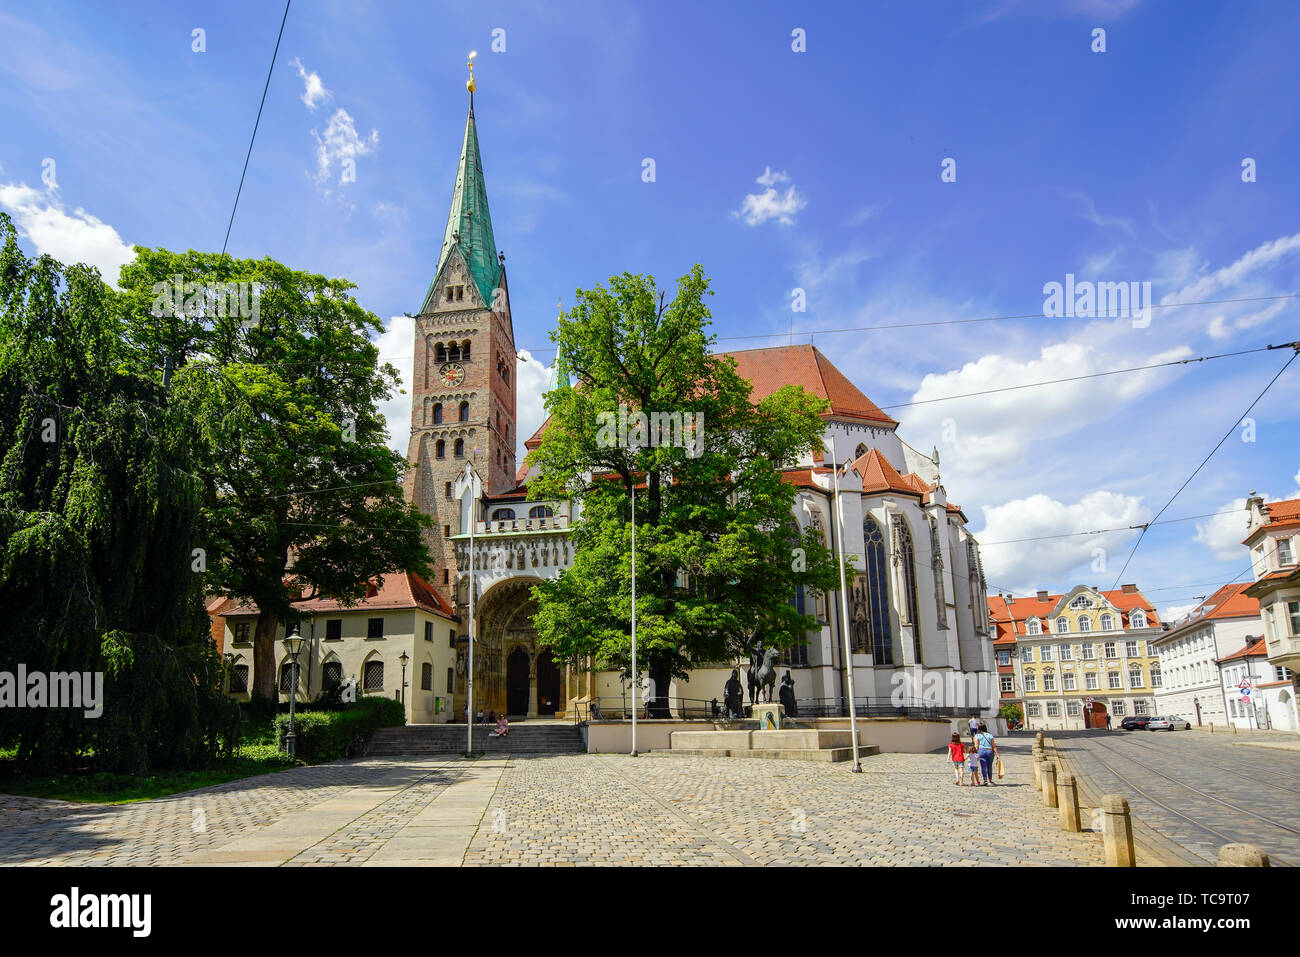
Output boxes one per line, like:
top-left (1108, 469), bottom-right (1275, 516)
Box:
top-left (1113, 733), bottom-right (1300, 795)
top-left (1073, 737), bottom-right (1297, 866)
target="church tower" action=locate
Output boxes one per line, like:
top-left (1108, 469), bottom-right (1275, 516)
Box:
top-left (405, 61), bottom-right (518, 599)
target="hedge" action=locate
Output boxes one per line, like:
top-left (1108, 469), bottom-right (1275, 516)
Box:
top-left (273, 695), bottom-right (406, 763)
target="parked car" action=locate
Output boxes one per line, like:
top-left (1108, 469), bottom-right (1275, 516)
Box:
top-left (1148, 716), bottom-right (1172, 730)
top-left (1119, 715), bottom-right (1151, 730)
top-left (1154, 715), bottom-right (1192, 730)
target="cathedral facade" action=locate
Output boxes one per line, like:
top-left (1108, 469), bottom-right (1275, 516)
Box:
top-left (405, 87), bottom-right (997, 723)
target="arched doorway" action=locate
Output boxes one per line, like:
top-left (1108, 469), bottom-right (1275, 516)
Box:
top-left (507, 646), bottom-right (531, 717)
top-left (536, 652), bottom-right (562, 715)
top-left (1087, 700), bottom-right (1108, 729)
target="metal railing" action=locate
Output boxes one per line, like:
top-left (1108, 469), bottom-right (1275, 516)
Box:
top-left (572, 695), bottom-right (951, 723)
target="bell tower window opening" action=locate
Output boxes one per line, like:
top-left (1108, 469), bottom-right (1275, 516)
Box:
top-left (449, 342), bottom-right (461, 362)
top-left (462, 340), bottom-right (471, 360)
top-left (459, 401), bottom-right (470, 422)
top-left (432, 403), bottom-right (443, 424)
top-left (435, 343), bottom-right (447, 363)
top-left (435, 439), bottom-right (445, 459)
top-left (454, 438), bottom-right (465, 457)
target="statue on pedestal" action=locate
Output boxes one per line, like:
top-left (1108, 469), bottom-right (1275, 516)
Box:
top-left (723, 669), bottom-right (744, 720)
top-left (779, 670), bottom-right (798, 718)
top-left (746, 640), bottom-right (779, 704)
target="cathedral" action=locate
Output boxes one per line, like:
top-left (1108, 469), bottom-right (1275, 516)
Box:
top-left (398, 75), bottom-right (997, 723)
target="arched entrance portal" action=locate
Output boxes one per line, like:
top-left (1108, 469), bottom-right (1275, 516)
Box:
top-left (507, 646), bottom-right (531, 717)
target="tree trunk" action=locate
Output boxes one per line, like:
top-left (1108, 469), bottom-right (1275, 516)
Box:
top-left (251, 610), bottom-right (280, 705)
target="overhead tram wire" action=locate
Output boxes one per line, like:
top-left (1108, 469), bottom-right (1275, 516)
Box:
top-left (499, 293), bottom-right (1300, 356)
top-left (252, 341), bottom-right (1296, 519)
top-left (220, 0), bottom-right (292, 259)
top-left (1107, 344), bottom-right (1300, 592)
top-left (976, 507), bottom-right (1246, 547)
top-left (374, 291), bottom-right (1289, 361)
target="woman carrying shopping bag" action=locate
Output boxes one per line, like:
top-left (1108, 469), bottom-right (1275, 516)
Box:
top-left (974, 727), bottom-right (999, 786)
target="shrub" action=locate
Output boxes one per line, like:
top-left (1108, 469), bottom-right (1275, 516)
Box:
top-left (273, 694), bottom-right (406, 762)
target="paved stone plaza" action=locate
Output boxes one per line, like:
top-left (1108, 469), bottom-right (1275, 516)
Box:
top-left (0, 741), bottom-right (1103, 866)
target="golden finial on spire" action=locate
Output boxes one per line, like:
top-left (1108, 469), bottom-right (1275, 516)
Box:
top-left (467, 50), bottom-right (477, 93)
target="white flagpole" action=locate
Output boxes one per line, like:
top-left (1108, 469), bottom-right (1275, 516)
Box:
top-left (630, 480), bottom-right (638, 756)
top-left (831, 441), bottom-right (862, 772)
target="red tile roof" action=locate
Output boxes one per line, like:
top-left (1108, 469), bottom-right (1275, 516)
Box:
top-left (522, 344), bottom-right (898, 451)
top-left (1217, 636), bottom-right (1267, 663)
top-left (221, 571), bottom-right (455, 620)
top-left (1166, 582), bottom-right (1259, 633)
top-left (721, 345), bottom-right (897, 426)
top-left (1262, 497), bottom-right (1300, 528)
top-left (985, 587), bottom-right (1160, 634)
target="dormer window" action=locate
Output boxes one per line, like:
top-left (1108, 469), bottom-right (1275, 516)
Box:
top-left (456, 285), bottom-right (465, 301)
top-left (445, 286), bottom-right (454, 302)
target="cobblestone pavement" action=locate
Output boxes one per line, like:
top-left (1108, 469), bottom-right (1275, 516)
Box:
top-left (0, 741), bottom-right (1102, 866)
top-left (1046, 730), bottom-right (1300, 867)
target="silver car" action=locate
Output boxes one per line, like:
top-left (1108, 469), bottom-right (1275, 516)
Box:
top-left (1148, 716), bottom-right (1171, 730)
top-left (1161, 715), bottom-right (1192, 730)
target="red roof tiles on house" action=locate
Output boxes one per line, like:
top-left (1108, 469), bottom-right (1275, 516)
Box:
top-left (1217, 636), bottom-right (1267, 663)
top-left (221, 571), bottom-right (456, 620)
top-left (985, 587), bottom-right (1160, 634)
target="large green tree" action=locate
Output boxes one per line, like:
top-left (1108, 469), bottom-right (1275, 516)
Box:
top-left (115, 248), bottom-right (432, 705)
top-left (0, 214), bottom-right (237, 772)
top-left (526, 266), bottom-right (842, 714)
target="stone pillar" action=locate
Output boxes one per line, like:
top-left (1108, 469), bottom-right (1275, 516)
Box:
top-left (527, 652), bottom-right (538, 717)
top-left (1032, 752), bottom-right (1045, 789)
top-left (1042, 761), bottom-right (1058, 807)
top-left (1101, 794), bottom-right (1135, 867)
top-left (1218, 843), bottom-right (1269, 867)
top-left (1059, 773), bottom-right (1081, 831)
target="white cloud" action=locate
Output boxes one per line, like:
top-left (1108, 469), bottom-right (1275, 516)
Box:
top-left (375, 315), bottom-right (413, 455)
top-left (1161, 233), bottom-right (1300, 306)
top-left (736, 167), bottom-right (805, 226)
top-left (372, 201), bottom-right (408, 224)
top-left (290, 56), bottom-right (332, 111)
top-left (899, 337), bottom-right (1192, 493)
top-left (312, 108), bottom-right (379, 187)
top-left (515, 349), bottom-right (553, 462)
top-left (1162, 600), bottom-right (1202, 623)
top-left (0, 182), bottom-right (133, 285)
top-left (977, 490), bottom-right (1149, 594)
top-left (1195, 477), bottom-right (1300, 561)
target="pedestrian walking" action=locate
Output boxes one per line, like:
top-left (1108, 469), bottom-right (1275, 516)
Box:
top-left (1105, 713), bottom-right (1112, 731)
top-left (948, 732), bottom-right (967, 786)
top-left (974, 726), bottom-right (998, 785)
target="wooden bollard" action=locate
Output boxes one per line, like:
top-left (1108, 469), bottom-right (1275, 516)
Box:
top-left (1218, 843), bottom-right (1270, 867)
top-left (1059, 773), bottom-right (1081, 831)
top-left (1042, 761), bottom-right (1058, 808)
top-left (1101, 794), bottom-right (1135, 867)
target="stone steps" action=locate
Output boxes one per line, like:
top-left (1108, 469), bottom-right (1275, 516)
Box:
top-left (366, 723), bottom-right (585, 755)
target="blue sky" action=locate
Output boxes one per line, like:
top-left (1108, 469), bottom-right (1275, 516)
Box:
top-left (2, 0), bottom-right (1298, 616)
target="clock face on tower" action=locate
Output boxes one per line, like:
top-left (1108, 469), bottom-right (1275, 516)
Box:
top-left (439, 362), bottom-right (465, 387)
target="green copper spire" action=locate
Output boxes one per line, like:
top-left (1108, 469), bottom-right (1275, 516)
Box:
top-left (424, 75), bottom-right (500, 311)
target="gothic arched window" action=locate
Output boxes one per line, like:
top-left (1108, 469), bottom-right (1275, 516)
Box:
top-left (458, 401), bottom-right (470, 423)
top-left (861, 516), bottom-right (893, 665)
top-left (432, 403), bottom-right (443, 424)
top-left (892, 515), bottom-right (922, 665)
top-left (855, 443), bottom-right (869, 459)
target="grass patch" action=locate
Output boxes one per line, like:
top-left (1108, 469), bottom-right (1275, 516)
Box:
top-left (0, 744), bottom-right (296, 804)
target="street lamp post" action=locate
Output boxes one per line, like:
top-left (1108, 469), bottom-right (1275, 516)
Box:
top-left (399, 651), bottom-right (410, 709)
top-left (463, 456), bottom-right (481, 758)
top-left (283, 629), bottom-right (306, 758)
top-left (829, 442), bottom-right (862, 773)
top-left (630, 480), bottom-right (638, 757)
